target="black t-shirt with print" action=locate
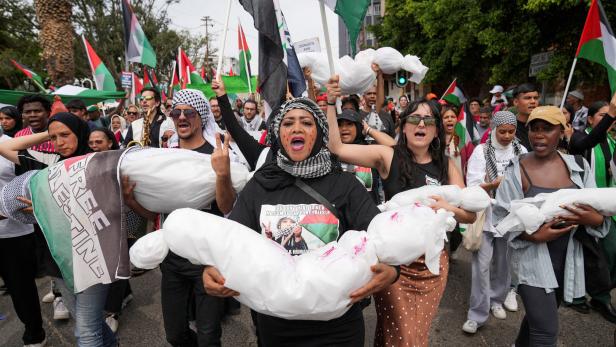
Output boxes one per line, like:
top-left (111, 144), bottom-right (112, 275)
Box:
top-left (15, 149), bottom-right (61, 175)
top-left (163, 140), bottom-right (224, 271)
top-left (229, 170), bottom-right (380, 344)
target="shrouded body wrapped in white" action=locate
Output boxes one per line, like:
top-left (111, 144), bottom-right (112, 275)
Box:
top-left (381, 185), bottom-right (491, 213)
top-left (496, 188), bottom-right (616, 235)
top-left (119, 148), bottom-right (249, 213)
top-left (129, 204), bottom-right (451, 320)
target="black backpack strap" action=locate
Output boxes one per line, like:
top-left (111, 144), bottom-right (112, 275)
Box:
top-left (294, 178), bottom-right (341, 221)
top-left (574, 154), bottom-right (586, 181)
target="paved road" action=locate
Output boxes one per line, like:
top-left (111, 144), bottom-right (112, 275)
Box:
top-left (1, 249), bottom-right (614, 346)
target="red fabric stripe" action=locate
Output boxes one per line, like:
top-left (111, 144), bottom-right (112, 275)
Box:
top-left (576, 0), bottom-right (602, 56)
top-left (14, 128), bottom-right (55, 152)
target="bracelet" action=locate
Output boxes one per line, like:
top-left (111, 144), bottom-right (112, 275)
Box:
top-left (327, 102), bottom-right (336, 106)
top-left (365, 127), bottom-right (371, 136)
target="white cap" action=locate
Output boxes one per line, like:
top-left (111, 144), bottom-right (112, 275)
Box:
top-left (490, 85), bottom-right (504, 94)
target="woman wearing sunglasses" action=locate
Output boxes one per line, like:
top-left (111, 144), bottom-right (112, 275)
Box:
top-left (566, 95), bottom-right (616, 321)
top-left (325, 75), bottom-right (476, 346)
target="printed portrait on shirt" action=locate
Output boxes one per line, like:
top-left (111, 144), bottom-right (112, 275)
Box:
top-left (260, 204), bottom-right (340, 256)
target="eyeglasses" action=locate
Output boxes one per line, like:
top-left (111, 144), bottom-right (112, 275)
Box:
top-left (126, 111), bottom-right (138, 116)
top-left (169, 109), bottom-right (199, 119)
top-left (140, 95), bottom-right (155, 101)
top-left (405, 114), bottom-right (436, 126)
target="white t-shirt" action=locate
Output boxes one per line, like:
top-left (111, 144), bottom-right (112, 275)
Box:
top-left (0, 135), bottom-right (34, 238)
top-left (466, 142), bottom-right (527, 234)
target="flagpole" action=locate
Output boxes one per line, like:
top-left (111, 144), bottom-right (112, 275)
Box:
top-left (318, 0), bottom-right (335, 75)
top-left (560, 58), bottom-right (578, 109)
top-left (239, 19), bottom-right (253, 93)
top-left (440, 78), bottom-right (456, 100)
top-left (216, 0), bottom-right (233, 81)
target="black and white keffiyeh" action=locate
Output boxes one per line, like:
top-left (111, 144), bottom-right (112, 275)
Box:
top-left (484, 111), bottom-right (522, 183)
top-left (267, 97), bottom-right (333, 179)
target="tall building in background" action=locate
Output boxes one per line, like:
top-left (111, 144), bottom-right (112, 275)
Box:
top-left (338, 0), bottom-right (384, 57)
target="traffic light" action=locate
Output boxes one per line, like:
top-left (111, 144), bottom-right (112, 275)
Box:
top-left (395, 71), bottom-right (409, 88)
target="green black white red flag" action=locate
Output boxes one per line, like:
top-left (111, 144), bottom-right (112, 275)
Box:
top-left (575, 0), bottom-right (616, 93)
top-left (11, 59), bottom-right (46, 92)
top-left (82, 35), bottom-right (117, 91)
top-left (122, 0), bottom-right (157, 68)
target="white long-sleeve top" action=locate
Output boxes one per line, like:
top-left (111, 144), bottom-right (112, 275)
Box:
top-left (466, 142), bottom-right (527, 234)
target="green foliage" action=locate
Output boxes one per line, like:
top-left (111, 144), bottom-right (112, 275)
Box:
top-left (0, 0), bottom-right (44, 90)
top-left (374, 0), bottom-right (616, 92)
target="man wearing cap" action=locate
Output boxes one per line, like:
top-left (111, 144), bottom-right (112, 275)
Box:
top-left (86, 105), bottom-right (110, 130)
top-left (490, 85), bottom-right (508, 107)
top-left (566, 90), bottom-right (588, 131)
top-left (66, 99), bottom-right (88, 122)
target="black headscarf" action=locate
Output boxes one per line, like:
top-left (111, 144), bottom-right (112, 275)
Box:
top-left (48, 112), bottom-right (92, 158)
top-left (0, 106), bottom-right (23, 137)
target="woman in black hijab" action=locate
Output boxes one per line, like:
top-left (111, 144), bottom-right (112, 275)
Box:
top-left (0, 106), bottom-right (24, 138)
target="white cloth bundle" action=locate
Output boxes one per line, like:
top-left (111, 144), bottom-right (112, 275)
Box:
top-left (119, 148), bottom-right (249, 213)
top-left (381, 185), bottom-right (491, 213)
top-left (496, 188), bottom-right (616, 235)
top-left (130, 204), bottom-right (450, 320)
top-left (297, 47), bottom-right (428, 95)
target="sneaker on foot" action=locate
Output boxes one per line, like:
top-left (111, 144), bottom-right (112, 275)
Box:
top-left (504, 289), bottom-right (518, 312)
top-left (53, 298), bottom-right (70, 320)
top-left (491, 304), bottom-right (507, 320)
top-left (462, 320), bottom-right (479, 334)
top-left (24, 337), bottom-right (47, 347)
top-left (105, 314), bottom-right (119, 333)
top-left (41, 291), bottom-right (55, 304)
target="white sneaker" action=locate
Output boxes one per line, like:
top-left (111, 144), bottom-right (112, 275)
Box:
top-left (53, 297), bottom-right (70, 320)
top-left (24, 337), bottom-right (47, 347)
top-left (41, 282), bottom-right (55, 303)
top-left (504, 289), bottom-right (518, 312)
top-left (491, 304), bottom-right (507, 320)
top-left (105, 314), bottom-right (119, 333)
top-left (462, 320), bottom-right (479, 334)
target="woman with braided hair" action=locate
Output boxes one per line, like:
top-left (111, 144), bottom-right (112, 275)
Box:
top-left (461, 111), bottom-right (527, 334)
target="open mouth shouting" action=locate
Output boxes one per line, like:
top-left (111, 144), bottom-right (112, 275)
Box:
top-left (290, 136), bottom-right (305, 151)
top-left (414, 129), bottom-right (427, 139)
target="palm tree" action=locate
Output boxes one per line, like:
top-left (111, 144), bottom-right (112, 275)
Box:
top-left (34, 0), bottom-right (74, 87)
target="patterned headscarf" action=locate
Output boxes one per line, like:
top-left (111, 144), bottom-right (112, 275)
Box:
top-left (484, 111), bottom-right (523, 183)
top-left (267, 97), bottom-right (333, 178)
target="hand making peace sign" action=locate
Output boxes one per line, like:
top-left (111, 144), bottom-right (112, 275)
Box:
top-left (211, 133), bottom-right (231, 178)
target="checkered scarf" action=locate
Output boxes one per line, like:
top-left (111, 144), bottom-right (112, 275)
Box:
top-left (267, 97), bottom-right (333, 179)
top-left (484, 111), bottom-right (522, 183)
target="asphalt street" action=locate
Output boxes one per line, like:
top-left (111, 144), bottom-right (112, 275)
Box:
top-left (1, 249), bottom-right (614, 346)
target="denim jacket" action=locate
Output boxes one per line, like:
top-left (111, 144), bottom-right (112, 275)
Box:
top-left (492, 152), bottom-right (611, 302)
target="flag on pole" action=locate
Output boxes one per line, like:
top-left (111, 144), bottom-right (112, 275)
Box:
top-left (178, 48), bottom-right (205, 88)
top-left (143, 67), bottom-right (155, 88)
top-left (239, 0), bottom-right (287, 113)
top-left (274, 0), bottom-right (306, 97)
top-left (170, 60), bottom-right (181, 96)
top-left (441, 79), bottom-right (467, 107)
top-left (10, 59), bottom-right (46, 92)
top-left (238, 22), bottom-right (253, 93)
top-left (455, 103), bottom-right (479, 148)
top-left (121, 0), bottom-right (157, 67)
top-left (132, 72), bottom-right (143, 103)
top-left (81, 36), bottom-right (117, 91)
top-left (575, 0), bottom-right (616, 93)
top-left (324, 0), bottom-right (371, 56)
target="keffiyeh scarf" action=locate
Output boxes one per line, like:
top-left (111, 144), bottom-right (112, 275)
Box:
top-left (484, 111), bottom-right (523, 183)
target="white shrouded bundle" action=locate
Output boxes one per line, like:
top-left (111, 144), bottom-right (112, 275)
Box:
top-left (495, 188), bottom-right (616, 235)
top-left (297, 47), bottom-right (428, 95)
top-left (130, 204), bottom-right (451, 320)
top-left (119, 148), bottom-right (249, 213)
top-left (381, 185), bottom-right (491, 214)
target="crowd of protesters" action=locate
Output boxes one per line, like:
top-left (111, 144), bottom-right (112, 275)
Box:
top-left (0, 67), bottom-right (615, 347)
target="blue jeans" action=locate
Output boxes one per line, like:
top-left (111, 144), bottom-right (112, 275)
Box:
top-left (58, 281), bottom-right (117, 347)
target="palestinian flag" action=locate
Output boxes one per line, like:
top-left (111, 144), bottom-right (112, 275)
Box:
top-left (354, 166), bottom-right (373, 191)
top-left (299, 209), bottom-right (339, 244)
top-left (169, 60), bottom-right (181, 96)
top-left (143, 66), bottom-right (155, 88)
top-left (121, 0), bottom-right (156, 67)
top-left (455, 103), bottom-right (479, 147)
top-left (324, 0), bottom-right (371, 56)
top-left (576, 0), bottom-right (616, 93)
top-left (11, 59), bottom-right (45, 92)
top-left (238, 22), bottom-right (253, 92)
top-left (132, 72), bottom-right (143, 97)
top-left (29, 150), bottom-right (129, 292)
top-left (441, 78), bottom-right (467, 107)
top-left (178, 47), bottom-right (205, 88)
top-left (82, 35), bottom-right (117, 91)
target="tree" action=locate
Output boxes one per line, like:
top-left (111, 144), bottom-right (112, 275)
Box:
top-left (373, 0), bottom-right (616, 95)
top-left (34, 0), bottom-right (75, 87)
top-left (0, 0), bottom-right (43, 90)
